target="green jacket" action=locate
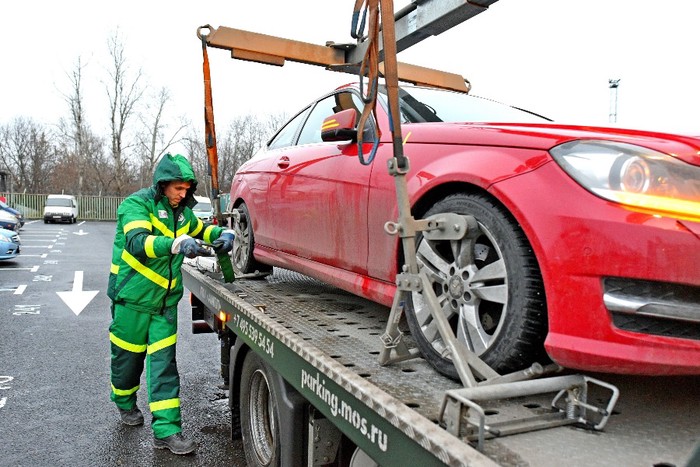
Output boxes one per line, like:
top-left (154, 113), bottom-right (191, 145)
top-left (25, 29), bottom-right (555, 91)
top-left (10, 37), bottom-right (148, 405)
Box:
top-left (107, 154), bottom-right (223, 314)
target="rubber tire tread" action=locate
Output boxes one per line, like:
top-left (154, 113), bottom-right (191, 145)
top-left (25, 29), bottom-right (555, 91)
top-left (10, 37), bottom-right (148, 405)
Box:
top-left (405, 192), bottom-right (548, 378)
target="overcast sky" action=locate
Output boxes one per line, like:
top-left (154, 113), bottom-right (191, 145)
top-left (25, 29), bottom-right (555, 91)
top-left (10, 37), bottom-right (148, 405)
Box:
top-left (1, 0), bottom-right (698, 153)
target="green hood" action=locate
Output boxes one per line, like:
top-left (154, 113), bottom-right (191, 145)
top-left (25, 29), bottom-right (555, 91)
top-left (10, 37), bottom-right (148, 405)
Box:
top-left (153, 153), bottom-right (198, 208)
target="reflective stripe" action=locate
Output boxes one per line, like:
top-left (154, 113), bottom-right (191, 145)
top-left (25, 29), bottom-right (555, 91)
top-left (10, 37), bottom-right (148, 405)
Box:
top-left (144, 235), bottom-right (157, 258)
top-left (176, 222), bottom-right (190, 237)
top-left (190, 218), bottom-right (204, 237)
top-left (110, 332), bottom-right (147, 353)
top-left (147, 334), bottom-right (177, 354)
top-left (150, 398), bottom-right (180, 412)
top-left (124, 220), bottom-right (152, 233)
top-left (110, 263), bottom-right (119, 274)
top-left (121, 250), bottom-right (176, 290)
top-left (203, 225), bottom-right (217, 244)
top-left (111, 383), bottom-right (140, 396)
top-left (149, 214), bottom-right (174, 238)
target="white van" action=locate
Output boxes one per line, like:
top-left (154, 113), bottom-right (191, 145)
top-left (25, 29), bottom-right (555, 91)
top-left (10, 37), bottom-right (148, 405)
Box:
top-left (43, 194), bottom-right (78, 224)
top-left (192, 195), bottom-right (215, 223)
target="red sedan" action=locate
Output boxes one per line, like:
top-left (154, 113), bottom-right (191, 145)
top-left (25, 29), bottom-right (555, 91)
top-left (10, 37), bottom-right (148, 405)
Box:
top-left (228, 83), bottom-right (700, 377)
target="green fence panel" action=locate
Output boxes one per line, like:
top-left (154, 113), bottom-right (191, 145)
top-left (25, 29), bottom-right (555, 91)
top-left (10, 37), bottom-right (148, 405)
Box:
top-left (0, 192), bottom-right (126, 221)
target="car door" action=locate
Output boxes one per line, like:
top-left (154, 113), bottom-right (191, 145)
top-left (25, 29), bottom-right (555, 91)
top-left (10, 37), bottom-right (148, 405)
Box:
top-left (266, 91), bottom-right (373, 274)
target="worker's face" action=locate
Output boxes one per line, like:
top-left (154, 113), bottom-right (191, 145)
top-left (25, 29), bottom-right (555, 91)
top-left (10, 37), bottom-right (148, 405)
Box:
top-left (164, 180), bottom-right (192, 207)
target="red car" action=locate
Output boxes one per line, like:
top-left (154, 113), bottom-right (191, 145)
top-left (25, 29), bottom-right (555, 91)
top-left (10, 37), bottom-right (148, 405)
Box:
top-left (228, 82), bottom-right (700, 377)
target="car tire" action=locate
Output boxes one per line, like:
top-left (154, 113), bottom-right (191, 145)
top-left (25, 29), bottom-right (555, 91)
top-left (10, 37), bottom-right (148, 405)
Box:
top-left (404, 192), bottom-right (548, 379)
top-left (240, 352), bottom-right (281, 467)
top-left (232, 203), bottom-right (272, 276)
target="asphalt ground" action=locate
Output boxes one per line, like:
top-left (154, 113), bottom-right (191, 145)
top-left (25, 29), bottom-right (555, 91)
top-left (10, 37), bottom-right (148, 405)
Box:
top-left (0, 221), bottom-right (246, 466)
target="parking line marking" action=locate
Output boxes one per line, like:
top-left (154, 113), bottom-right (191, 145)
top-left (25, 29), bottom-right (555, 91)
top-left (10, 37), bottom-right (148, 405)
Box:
top-left (14, 285), bottom-right (26, 295)
top-left (0, 266), bottom-right (39, 272)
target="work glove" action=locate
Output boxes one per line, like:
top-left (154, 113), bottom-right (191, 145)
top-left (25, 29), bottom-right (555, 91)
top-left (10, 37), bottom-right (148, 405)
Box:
top-left (212, 229), bottom-right (235, 254)
top-left (171, 235), bottom-right (210, 258)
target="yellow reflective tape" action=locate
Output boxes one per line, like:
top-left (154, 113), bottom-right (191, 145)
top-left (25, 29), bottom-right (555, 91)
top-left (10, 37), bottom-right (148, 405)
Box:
top-left (150, 398), bottom-right (180, 412)
top-left (110, 332), bottom-right (147, 353)
top-left (149, 213), bottom-right (174, 238)
top-left (111, 383), bottom-right (140, 396)
top-left (121, 250), bottom-right (176, 290)
top-left (144, 235), bottom-right (157, 258)
top-left (147, 334), bottom-right (177, 354)
top-left (190, 218), bottom-right (204, 237)
top-left (203, 225), bottom-right (216, 244)
top-left (110, 263), bottom-right (119, 274)
top-left (124, 220), bottom-right (152, 233)
top-left (176, 222), bottom-right (190, 237)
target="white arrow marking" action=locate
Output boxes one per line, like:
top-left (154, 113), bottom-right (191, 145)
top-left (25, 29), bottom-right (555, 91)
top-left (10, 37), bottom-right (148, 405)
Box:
top-left (56, 271), bottom-right (99, 316)
top-left (73, 229), bottom-right (88, 236)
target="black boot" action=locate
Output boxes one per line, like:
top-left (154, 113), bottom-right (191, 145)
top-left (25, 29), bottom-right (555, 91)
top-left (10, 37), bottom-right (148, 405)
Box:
top-left (153, 433), bottom-right (196, 455)
top-left (118, 407), bottom-right (144, 426)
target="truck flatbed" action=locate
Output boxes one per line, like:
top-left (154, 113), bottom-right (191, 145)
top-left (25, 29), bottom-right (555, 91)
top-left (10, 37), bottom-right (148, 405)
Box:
top-left (183, 263), bottom-right (700, 467)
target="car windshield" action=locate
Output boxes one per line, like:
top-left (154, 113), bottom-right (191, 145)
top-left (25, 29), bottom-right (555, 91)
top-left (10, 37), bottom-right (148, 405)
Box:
top-left (194, 201), bottom-right (212, 212)
top-left (46, 198), bottom-right (73, 207)
top-left (380, 85), bottom-right (552, 124)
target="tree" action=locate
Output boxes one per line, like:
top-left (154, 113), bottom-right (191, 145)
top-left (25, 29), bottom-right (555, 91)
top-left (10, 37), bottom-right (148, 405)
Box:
top-left (135, 87), bottom-right (188, 188)
top-left (105, 30), bottom-right (144, 195)
top-left (0, 117), bottom-right (57, 193)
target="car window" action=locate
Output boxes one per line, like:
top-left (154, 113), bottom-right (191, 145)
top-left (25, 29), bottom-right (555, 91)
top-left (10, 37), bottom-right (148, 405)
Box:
top-left (297, 91), bottom-right (374, 145)
top-left (381, 85), bottom-right (551, 124)
top-left (268, 108), bottom-right (310, 150)
top-left (46, 198), bottom-right (74, 207)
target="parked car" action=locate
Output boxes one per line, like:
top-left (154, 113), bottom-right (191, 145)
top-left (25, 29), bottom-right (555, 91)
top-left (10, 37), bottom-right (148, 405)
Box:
top-left (193, 195), bottom-right (216, 223)
top-left (0, 209), bottom-right (19, 232)
top-left (228, 82), bottom-right (700, 378)
top-left (43, 194), bottom-right (78, 224)
top-left (0, 227), bottom-right (20, 260)
top-left (0, 199), bottom-right (24, 228)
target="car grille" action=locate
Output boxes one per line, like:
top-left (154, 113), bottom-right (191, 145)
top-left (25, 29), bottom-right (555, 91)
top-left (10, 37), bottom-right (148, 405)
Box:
top-left (604, 277), bottom-right (700, 341)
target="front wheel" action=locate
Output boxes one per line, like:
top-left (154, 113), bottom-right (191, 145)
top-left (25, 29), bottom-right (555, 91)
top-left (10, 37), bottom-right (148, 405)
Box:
top-left (404, 193), bottom-right (548, 379)
top-left (240, 352), bottom-right (280, 467)
top-left (232, 203), bottom-right (272, 276)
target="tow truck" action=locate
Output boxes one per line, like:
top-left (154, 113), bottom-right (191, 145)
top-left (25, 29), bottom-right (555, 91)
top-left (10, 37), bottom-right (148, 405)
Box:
top-left (183, 1), bottom-right (700, 465)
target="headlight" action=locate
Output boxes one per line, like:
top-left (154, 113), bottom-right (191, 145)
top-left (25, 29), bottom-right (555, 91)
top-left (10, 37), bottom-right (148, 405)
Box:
top-left (550, 140), bottom-right (700, 221)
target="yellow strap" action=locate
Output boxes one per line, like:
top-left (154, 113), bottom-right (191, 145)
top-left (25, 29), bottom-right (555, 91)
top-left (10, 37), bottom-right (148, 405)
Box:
top-left (110, 263), bottom-right (119, 274)
top-left (110, 332), bottom-right (147, 353)
top-left (111, 383), bottom-right (140, 396)
top-left (121, 250), bottom-right (176, 290)
top-left (124, 219), bottom-right (152, 233)
top-left (149, 213), bottom-right (175, 238)
top-left (144, 235), bottom-right (157, 258)
top-left (147, 334), bottom-right (177, 354)
top-left (150, 398), bottom-right (180, 412)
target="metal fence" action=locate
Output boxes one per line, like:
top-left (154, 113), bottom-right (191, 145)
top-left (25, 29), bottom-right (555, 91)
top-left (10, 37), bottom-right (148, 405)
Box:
top-left (1, 192), bottom-right (126, 221)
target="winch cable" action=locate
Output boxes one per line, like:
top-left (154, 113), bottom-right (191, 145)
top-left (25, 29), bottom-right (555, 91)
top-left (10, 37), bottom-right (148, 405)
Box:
top-left (351, 0), bottom-right (408, 172)
top-left (351, 0), bottom-right (381, 165)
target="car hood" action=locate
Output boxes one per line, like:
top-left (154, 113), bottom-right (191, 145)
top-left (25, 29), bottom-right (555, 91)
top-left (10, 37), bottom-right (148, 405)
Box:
top-left (402, 122), bottom-right (700, 166)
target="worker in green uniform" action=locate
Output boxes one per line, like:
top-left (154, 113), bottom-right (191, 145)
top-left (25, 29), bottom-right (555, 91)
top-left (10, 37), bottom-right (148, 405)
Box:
top-left (107, 153), bottom-right (234, 455)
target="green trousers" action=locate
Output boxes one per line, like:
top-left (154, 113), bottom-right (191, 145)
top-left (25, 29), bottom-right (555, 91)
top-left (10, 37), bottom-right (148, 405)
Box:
top-left (109, 303), bottom-right (181, 439)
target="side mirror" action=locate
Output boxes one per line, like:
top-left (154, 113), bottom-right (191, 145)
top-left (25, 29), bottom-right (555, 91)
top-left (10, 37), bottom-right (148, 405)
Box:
top-left (321, 108), bottom-right (358, 142)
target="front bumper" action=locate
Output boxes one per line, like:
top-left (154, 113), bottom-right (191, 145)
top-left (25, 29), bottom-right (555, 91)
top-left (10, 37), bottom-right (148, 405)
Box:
top-left (493, 161), bottom-right (700, 375)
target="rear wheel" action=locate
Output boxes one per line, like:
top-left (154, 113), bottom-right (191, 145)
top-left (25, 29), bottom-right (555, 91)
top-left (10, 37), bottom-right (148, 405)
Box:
top-left (232, 203), bottom-right (272, 276)
top-left (240, 352), bottom-right (280, 467)
top-left (405, 193), bottom-right (548, 378)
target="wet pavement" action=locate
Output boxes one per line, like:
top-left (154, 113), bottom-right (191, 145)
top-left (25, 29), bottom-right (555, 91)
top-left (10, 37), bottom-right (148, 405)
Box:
top-left (0, 221), bottom-right (246, 466)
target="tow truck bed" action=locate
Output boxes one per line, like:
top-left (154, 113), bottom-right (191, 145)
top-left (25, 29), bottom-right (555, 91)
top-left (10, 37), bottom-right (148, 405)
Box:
top-left (183, 264), bottom-right (700, 467)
